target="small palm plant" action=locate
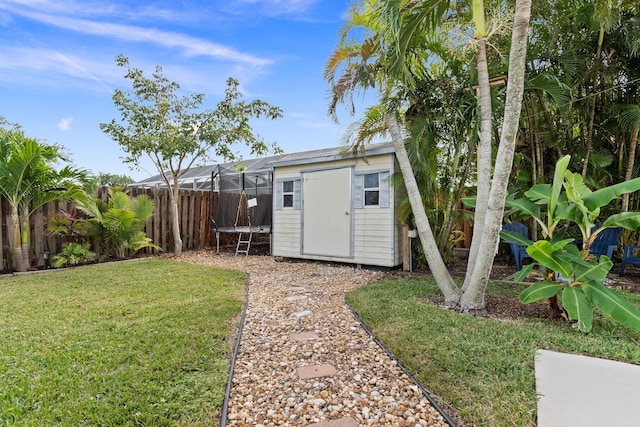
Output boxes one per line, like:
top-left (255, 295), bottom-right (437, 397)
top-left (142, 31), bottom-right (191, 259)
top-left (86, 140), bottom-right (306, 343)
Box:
top-left (52, 243), bottom-right (96, 268)
top-left (76, 188), bottom-right (160, 259)
top-left (502, 155), bottom-right (640, 332)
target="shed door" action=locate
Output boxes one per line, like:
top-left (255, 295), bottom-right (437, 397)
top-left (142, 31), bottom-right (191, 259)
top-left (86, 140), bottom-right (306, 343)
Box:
top-left (302, 168), bottom-right (352, 258)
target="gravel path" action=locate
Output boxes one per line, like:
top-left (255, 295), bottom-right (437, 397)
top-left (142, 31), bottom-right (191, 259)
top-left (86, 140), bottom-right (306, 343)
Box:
top-left (179, 251), bottom-right (450, 427)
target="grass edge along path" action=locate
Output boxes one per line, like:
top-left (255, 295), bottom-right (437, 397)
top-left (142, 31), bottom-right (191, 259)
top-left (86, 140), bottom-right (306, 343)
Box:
top-left (347, 277), bottom-right (640, 427)
top-left (0, 258), bottom-right (245, 426)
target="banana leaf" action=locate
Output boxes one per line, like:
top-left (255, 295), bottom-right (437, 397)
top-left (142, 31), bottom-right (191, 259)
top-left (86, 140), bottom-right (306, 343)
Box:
top-left (582, 177), bottom-right (640, 212)
top-left (520, 280), bottom-right (563, 303)
top-left (505, 197), bottom-right (541, 218)
top-left (524, 184), bottom-right (551, 205)
top-left (506, 263), bottom-right (536, 282)
top-left (602, 212), bottom-right (640, 230)
top-left (562, 287), bottom-right (593, 332)
top-left (550, 155), bottom-right (570, 217)
top-left (527, 240), bottom-right (572, 278)
top-left (572, 256), bottom-right (612, 285)
top-left (583, 281), bottom-right (640, 332)
top-left (563, 171), bottom-right (592, 202)
top-left (500, 230), bottom-right (533, 246)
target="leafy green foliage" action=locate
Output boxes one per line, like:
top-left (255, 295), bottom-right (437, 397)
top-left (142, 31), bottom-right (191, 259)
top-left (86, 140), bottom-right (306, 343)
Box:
top-left (76, 188), bottom-right (160, 258)
top-left (0, 125), bottom-right (89, 271)
top-left (52, 243), bottom-right (96, 268)
top-left (503, 155), bottom-right (640, 332)
top-left (95, 172), bottom-right (135, 187)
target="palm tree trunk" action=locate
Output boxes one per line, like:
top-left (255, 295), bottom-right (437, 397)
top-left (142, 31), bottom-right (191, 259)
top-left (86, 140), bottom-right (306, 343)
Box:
top-left (385, 114), bottom-right (461, 305)
top-left (622, 127), bottom-right (639, 212)
top-left (582, 24), bottom-right (605, 178)
top-left (463, 36), bottom-right (493, 290)
top-left (525, 99), bottom-right (539, 240)
top-left (20, 206), bottom-right (30, 270)
top-left (11, 206), bottom-right (26, 272)
top-left (461, 0), bottom-right (532, 312)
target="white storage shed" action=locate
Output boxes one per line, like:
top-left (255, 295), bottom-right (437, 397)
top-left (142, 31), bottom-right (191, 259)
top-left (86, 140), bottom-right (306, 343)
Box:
top-left (270, 142), bottom-right (404, 267)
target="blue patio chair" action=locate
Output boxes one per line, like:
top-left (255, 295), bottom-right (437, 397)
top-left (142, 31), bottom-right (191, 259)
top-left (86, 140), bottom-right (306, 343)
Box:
top-left (588, 226), bottom-right (621, 261)
top-left (618, 246), bottom-right (640, 277)
top-left (502, 222), bottom-right (531, 271)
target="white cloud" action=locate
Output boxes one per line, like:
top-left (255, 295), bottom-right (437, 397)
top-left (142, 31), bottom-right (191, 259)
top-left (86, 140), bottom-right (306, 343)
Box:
top-left (0, 47), bottom-right (118, 89)
top-left (0, 3), bottom-right (271, 67)
top-left (57, 116), bottom-right (73, 131)
top-left (0, 0), bottom-right (206, 25)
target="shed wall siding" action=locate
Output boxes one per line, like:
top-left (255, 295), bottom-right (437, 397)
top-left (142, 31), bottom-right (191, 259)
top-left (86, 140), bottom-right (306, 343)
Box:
top-left (272, 210), bottom-right (301, 257)
top-left (272, 153), bottom-right (402, 267)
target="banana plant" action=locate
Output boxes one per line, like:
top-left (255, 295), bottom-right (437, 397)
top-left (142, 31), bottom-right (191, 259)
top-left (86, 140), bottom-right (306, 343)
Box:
top-left (502, 155), bottom-right (640, 332)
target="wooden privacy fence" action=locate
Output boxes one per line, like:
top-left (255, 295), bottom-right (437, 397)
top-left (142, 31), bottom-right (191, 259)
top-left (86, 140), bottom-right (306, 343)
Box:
top-left (0, 187), bottom-right (218, 271)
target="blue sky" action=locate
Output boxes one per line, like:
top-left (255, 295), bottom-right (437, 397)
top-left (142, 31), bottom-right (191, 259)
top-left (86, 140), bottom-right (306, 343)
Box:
top-left (0, 0), bottom-right (371, 181)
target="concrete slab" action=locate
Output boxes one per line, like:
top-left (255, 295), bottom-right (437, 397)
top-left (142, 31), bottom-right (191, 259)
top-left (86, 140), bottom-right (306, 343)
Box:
top-left (297, 364), bottom-right (336, 379)
top-left (294, 310), bottom-right (312, 317)
top-left (306, 418), bottom-right (357, 427)
top-left (535, 349), bottom-right (640, 427)
top-left (288, 286), bottom-right (306, 292)
top-left (286, 295), bottom-right (308, 301)
top-left (290, 331), bottom-right (318, 341)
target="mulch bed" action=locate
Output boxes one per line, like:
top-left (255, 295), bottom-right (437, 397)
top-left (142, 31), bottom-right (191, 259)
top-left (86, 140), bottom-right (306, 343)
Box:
top-left (418, 255), bottom-right (640, 322)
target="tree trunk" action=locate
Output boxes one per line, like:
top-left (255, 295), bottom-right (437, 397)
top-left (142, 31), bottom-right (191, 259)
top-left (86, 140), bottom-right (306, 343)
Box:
top-left (547, 295), bottom-right (568, 321)
top-left (460, 0), bottom-right (533, 312)
top-left (385, 114), bottom-right (461, 304)
top-left (582, 24), bottom-right (605, 178)
top-left (525, 99), bottom-right (539, 240)
top-left (20, 206), bottom-right (30, 270)
top-left (622, 127), bottom-right (639, 212)
top-left (463, 17), bottom-right (492, 289)
top-left (11, 206), bottom-right (26, 272)
top-left (170, 179), bottom-right (183, 257)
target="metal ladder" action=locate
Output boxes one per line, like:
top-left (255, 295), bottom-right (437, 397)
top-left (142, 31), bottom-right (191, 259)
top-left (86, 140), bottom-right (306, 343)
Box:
top-left (235, 232), bottom-right (253, 257)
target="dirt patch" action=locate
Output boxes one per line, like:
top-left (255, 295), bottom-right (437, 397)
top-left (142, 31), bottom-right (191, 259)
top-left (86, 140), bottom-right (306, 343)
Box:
top-left (484, 293), bottom-right (547, 321)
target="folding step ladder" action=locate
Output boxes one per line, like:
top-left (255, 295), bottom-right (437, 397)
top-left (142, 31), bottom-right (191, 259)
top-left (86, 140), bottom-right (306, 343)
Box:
top-left (235, 232), bottom-right (253, 257)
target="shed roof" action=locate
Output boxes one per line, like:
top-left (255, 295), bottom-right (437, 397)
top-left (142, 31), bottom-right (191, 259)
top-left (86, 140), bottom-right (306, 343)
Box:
top-left (133, 142), bottom-right (394, 189)
top-left (268, 142), bottom-right (394, 168)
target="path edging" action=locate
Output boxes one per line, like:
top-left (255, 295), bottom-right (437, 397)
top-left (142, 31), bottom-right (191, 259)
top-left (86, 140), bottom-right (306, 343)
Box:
top-left (346, 298), bottom-right (458, 427)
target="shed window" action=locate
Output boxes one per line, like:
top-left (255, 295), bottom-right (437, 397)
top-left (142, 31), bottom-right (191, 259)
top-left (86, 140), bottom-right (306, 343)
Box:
top-left (364, 173), bottom-right (380, 206)
top-left (355, 170), bottom-right (389, 209)
top-left (275, 178), bottom-right (301, 210)
top-left (282, 180), bottom-right (294, 208)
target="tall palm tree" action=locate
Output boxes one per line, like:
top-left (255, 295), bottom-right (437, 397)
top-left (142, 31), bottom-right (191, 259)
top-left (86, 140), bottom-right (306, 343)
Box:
top-left (0, 128), bottom-right (87, 271)
top-left (326, 0), bottom-right (533, 310)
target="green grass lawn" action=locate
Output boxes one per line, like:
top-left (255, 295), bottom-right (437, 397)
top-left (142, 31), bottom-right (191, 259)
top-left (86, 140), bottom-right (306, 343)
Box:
top-left (0, 259), bottom-right (245, 426)
top-left (347, 277), bottom-right (640, 427)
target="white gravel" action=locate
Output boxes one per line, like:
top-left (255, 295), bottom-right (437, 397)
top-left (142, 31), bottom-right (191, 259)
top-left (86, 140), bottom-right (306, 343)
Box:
top-left (179, 251), bottom-right (450, 427)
